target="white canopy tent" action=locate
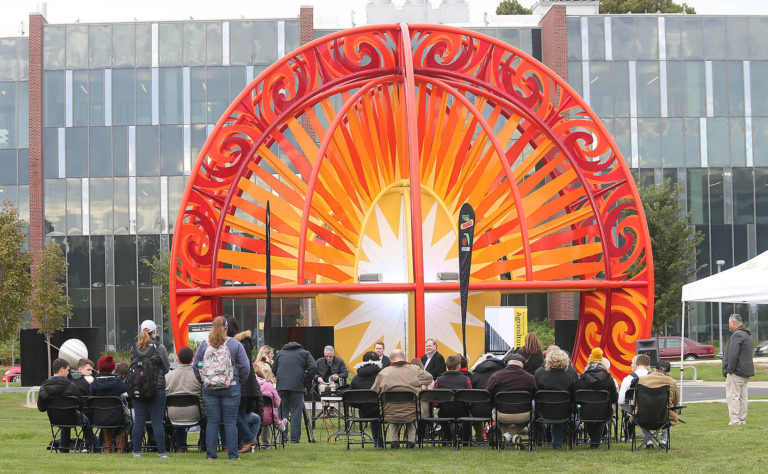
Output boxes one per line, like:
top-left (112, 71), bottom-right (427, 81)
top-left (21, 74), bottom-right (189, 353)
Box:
top-left (678, 250), bottom-right (768, 400)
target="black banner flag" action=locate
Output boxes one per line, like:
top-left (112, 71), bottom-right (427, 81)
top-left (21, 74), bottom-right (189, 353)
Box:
top-left (458, 203), bottom-right (476, 357)
top-left (264, 201), bottom-right (272, 345)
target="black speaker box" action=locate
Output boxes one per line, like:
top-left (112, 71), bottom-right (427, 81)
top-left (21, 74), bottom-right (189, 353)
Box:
top-left (20, 327), bottom-right (100, 386)
top-left (270, 326), bottom-right (335, 360)
top-left (554, 319), bottom-right (578, 356)
top-left (636, 338), bottom-right (659, 367)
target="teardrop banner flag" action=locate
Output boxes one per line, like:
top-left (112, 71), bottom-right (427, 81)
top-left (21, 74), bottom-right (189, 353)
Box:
top-left (458, 203), bottom-right (476, 357)
top-left (264, 200), bottom-right (272, 345)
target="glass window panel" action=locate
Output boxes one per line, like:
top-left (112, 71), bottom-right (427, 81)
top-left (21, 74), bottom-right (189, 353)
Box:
top-left (43, 127), bottom-right (58, 178)
top-left (17, 82), bottom-right (28, 148)
top-left (113, 177), bottom-right (129, 233)
top-left (66, 178), bottom-right (82, 234)
top-left (635, 17), bottom-right (658, 60)
top-left (44, 178), bottom-right (66, 235)
top-left (636, 61), bottom-right (660, 117)
top-left (285, 20), bottom-right (299, 54)
top-left (694, 225), bottom-right (709, 279)
top-left (89, 126), bottom-right (111, 177)
top-left (191, 124), bottom-right (207, 163)
top-left (88, 25), bottom-right (111, 68)
top-left (206, 67), bottom-right (229, 123)
top-left (91, 287), bottom-right (106, 346)
top-left (710, 224), bottom-right (732, 268)
top-left (683, 118), bottom-right (700, 166)
top-left (43, 70), bottom-right (66, 127)
top-left (43, 25), bottom-right (65, 69)
top-left (666, 61), bottom-right (683, 117)
top-left (89, 69), bottom-right (105, 126)
top-left (611, 17), bottom-right (634, 61)
top-left (206, 23), bottom-right (222, 66)
top-left (89, 177), bottom-right (113, 234)
top-left (712, 61), bottom-right (728, 117)
top-left (665, 17), bottom-right (681, 60)
top-left (707, 118), bottom-right (730, 167)
top-left (190, 66), bottom-right (206, 123)
top-left (687, 168), bottom-right (708, 225)
top-left (567, 17), bottom-right (581, 61)
top-left (229, 66), bottom-right (246, 103)
top-left (568, 61), bottom-right (582, 96)
top-left (112, 68), bottom-right (134, 125)
top-left (254, 21), bottom-right (278, 64)
top-left (680, 17), bottom-right (703, 59)
top-left (138, 288), bottom-right (154, 331)
top-left (749, 18), bottom-right (768, 60)
top-left (587, 17), bottom-right (604, 61)
top-left (756, 168), bottom-right (768, 223)
top-left (702, 18), bottom-right (726, 60)
top-left (709, 168), bottom-right (725, 224)
top-left (754, 117), bottom-right (768, 165)
top-left (613, 61), bottom-right (630, 117)
top-left (136, 68), bottom-right (151, 125)
top-left (136, 125), bottom-right (159, 176)
top-left (613, 118), bottom-right (631, 159)
top-left (230, 21), bottom-right (254, 65)
top-left (115, 234), bottom-right (137, 286)
top-left (68, 288), bottom-right (90, 328)
top-left (726, 18), bottom-right (749, 60)
top-left (0, 150), bottom-right (15, 185)
top-left (637, 118), bottom-right (661, 167)
top-left (90, 235), bottom-right (106, 287)
top-left (733, 224), bottom-right (748, 266)
top-left (66, 127), bottom-right (88, 178)
top-left (751, 61), bottom-right (768, 116)
top-left (0, 82), bottom-right (16, 149)
top-left (112, 126), bottom-right (128, 176)
top-left (683, 61), bottom-right (705, 117)
top-left (158, 23), bottom-right (182, 66)
top-left (18, 39), bottom-right (28, 81)
top-left (168, 175), bottom-right (185, 233)
top-left (136, 24), bottom-right (152, 67)
top-left (116, 286), bottom-right (138, 351)
top-left (138, 235), bottom-right (160, 285)
top-left (589, 62), bottom-right (612, 118)
top-left (0, 39), bottom-right (17, 81)
top-left (159, 125), bottom-right (183, 175)
top-left (66, 25), bottom-right (88, 69)
top-left (113, 24), bottom-right (136, 67)
top-left (499, 29), bottom-right (520, 50)
top-left (67, 235), bottom-right (90, 287)
top-left (159, 68), bottom-right (182, 124)
top-left (18, 149), bottom-right (28, 185)
top-left (662, 168), bottom-right (677, 186)
top-left (733, 168), bottom-right (754, 224)
top-left (182, 22), bottom-right (206, 66)
top-left (728, 61), bottom-right (745, 116)
top-left (73, 70), bottom-right (89, 127)
top-left (137, 177), bottom-right (160, 233)
top-left (661, 118), bottom-right (684, 167)
top-left (730, 118), bottom-right (746, 167)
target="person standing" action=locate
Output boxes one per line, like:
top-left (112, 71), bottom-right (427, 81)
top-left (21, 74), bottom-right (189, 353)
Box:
top-left (722, 313), bottom-right (755, 425)
top-left (420, 338), bottom-right (446, 380)
top-left (227, 317), bottom-right (263, 454)
top-left (193, 316), bottom-right (250, 460)
top-left (129, 320), bottom-right (171, 459)
top-left (273, 341), bottom-right (317, 444)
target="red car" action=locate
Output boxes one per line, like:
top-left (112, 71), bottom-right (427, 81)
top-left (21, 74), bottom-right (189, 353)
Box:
top-left (1, 366), bottom-right (21, 383)
top-left (657, 337), bottom-right (715, 361)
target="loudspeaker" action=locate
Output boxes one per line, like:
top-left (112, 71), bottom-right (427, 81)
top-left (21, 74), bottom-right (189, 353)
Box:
top-left (636, 338), bottom-right (659, 367)
top-left (270, 326), bottom-right (335, 360)
top-left (20, 327), bottom-right (101, 386)
top-left (554, 320), bottom-right (578, 356)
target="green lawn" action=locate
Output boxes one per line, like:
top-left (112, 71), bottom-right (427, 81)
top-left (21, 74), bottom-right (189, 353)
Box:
top-left (2, 392), bottom-right (768, 473)
top-left (678, 362), bottom-right (768, 382)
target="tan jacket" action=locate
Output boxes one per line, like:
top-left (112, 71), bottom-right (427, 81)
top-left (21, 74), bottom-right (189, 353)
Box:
top-left (165, 364), bottom-right (203, 422)
top-left (637, 371), bottom-right (680, 425)
top-left (371, 361), bottom-right (433, 422)
top-left (254, 360), bottom-right (276, 383)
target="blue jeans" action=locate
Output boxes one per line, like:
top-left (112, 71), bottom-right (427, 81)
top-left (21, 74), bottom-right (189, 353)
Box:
top-left (59, 411), bottom-right (95, 452)
top-left (278, 390), bottom-right (304, 443)
top-left (203, 383), bottom-right (241, 460)
top-left (132, 390), bottom-right (167, 455)
top-left (237, 397), bottom-right (256, 444)
top-left (585, 422), bottom-right (605, 447)
top-left (246, 413), bottom-right (261, 444)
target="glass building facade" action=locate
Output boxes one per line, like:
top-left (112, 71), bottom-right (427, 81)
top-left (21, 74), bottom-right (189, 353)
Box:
top-left (1, 8), bottom-right (764, 351)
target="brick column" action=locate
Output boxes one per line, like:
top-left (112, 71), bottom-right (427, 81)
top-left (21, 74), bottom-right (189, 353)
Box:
top-left (29, 13), bottom-right (46, 263)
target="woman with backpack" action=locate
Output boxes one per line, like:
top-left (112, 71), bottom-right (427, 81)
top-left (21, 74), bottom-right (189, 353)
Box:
top-left (129, 320), bottom-right (170, 458)
top-left (192, 316), bottom-right (250, 461)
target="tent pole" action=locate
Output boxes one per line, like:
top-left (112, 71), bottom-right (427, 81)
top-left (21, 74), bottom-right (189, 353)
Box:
top-left (680, 303), bottom-right (685, 403)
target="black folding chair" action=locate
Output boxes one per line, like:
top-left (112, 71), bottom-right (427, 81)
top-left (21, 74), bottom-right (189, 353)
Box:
top-left (574, 390), bottom-right (612, 450)
top-left (88, 396), bottom-right (129, 453)
top-left (379, 390), bottom-right (419, 450)
top-left (341, 389), bottom-right (380, 450)
top-left (46, 396), bottom-right (88, 453)
top-left (417, 389), bottom-right (455, 449)
top-left (165, 393), bottom-right (204, 453)
top-left (493, 391), bottom-right (533, 451)
top-left (533, 390), bottom-right (574, 451)
top-left (453, 389), bottom-right (492, 450)
top-left (631, 384), bottom-right (684, 452)
top-left (262, 395), bottom-right (286, 449)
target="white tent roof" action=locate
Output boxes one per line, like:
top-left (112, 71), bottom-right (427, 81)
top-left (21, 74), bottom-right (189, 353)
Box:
top-left (681, 250), bottom-right (768, 304)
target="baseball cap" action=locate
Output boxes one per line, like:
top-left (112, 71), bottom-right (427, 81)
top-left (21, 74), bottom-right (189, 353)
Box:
top-left (140, 320), bottom-right (157, 333)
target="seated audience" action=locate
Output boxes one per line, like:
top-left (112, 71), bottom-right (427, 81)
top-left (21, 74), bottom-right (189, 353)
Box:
top-left (259, 376), bottom-right (287, 447)
top-left (636, 360), bottom-right (680, 449)
top-left (316, 345), bottom-right (350, 386)
top-left (618, 354), bottom-right (651, 413)
top-left (573, 348), bottom-right (618, 448)
top-left (534, 345), bottom-right (579, 381)
top-left (433, 354), bottom-right (472, 442)
top-left (69, 358), bottom-right (95, 397)
top-left (470, 354), bottom-right (506, 441)
top-left (420, 339), bottom-right (446, 380)
top-left (374, 342), bottom-right (391, 368)
top-left (534, 348), bottom-right (576, 450)
top-left (165, 346), bottom-right (203, 452)
top-left (90, 355), bottom-right (130, 453)
top-left (350, 351), bottom-right (384, 447)
top-left (485, 353), bottom-right (536, 445)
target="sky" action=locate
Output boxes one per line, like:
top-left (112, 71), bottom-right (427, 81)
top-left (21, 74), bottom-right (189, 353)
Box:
top-left (1, 0), bottom-right (767, 37)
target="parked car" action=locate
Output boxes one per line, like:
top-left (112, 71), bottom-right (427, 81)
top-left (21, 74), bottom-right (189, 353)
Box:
top-left (657, 337), bottom-right (715, 361)
top-left (755, 341), bottom-right (768, 357)
top-left (1, 366), bottom-right (21, 383)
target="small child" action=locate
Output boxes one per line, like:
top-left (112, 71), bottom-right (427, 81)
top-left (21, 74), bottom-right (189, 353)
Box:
top-left (258, 377), bottom-right (288, 445)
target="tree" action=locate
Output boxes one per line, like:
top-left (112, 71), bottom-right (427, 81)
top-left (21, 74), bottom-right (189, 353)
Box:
top-left (0, 201), bottom-right (32, 359)
top-left (141, 250), bottom-right (171, 342)
top-left (637, 180), bottom-right (703, 333)
top-left (598, 0), bottom-right (695, 14)
top-left (30, 241), bottom-right (71, 376)
top-left (496, 0), bottom-right (532, 15)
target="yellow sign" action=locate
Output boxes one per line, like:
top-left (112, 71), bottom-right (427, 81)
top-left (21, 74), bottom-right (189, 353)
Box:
top-left (514, 307), bottom-right (528, 348)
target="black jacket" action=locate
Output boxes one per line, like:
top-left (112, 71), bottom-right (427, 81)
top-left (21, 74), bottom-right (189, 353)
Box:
top-left (723, 325), bottom-right (755, 378)
top-left (131, 341), bottom-right (170, 390)
top-left (433, 370), bottom-right (472, 417)
top-left (37, 375), bottom-right (79, 412)
top-left (315, 355), bottom-right (349, 384)
top-left (573, 362), bottom-right (618, 403)
top-left (90, 372), bottom-right (127, 397)
top-left (534, 368), bottom-right (577, 393)
top-left (485, 364), bottom-right (537, 413)
top-left (273, 342), bottom-right (317, 393)
top-left (421, 351), bottom-right (446, 380)
top-left (470, 358), bottom-right (506, 389)
top-left (350, 360), bottom-right (383, 419)
top-left (234, 331), bottom-right (264, 417)
top-left (380, 355), bottom-right (391, 368)
top-left (68, 370), bottom-right (91, 397)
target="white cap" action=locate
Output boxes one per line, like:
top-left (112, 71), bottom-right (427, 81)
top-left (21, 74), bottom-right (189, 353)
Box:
top-left (140, 320), bottom-right (157, 333)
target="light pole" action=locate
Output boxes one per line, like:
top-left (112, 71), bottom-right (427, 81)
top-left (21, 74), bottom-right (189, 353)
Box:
top-left (716, 260), bottom-right (725, 357)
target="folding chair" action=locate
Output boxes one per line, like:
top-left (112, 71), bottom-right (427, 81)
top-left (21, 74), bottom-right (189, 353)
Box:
top-left (165, 393), bottom-right (204, 452)
top-left (262, 395), bottom-right (285, 449)
top-left (493, 391), bottom-right (533, 451)
top-left (379, 390), bottom-right (419, 450)
top-left (88, 396), bottom-right (129, 453)
top-left (620, 387), bottom-right (636, 443)
top-left (533, 390), bottom-right (574, 451)
top-left (341, 389), bottom-right (380, 450)
top-left (46, 396), bottom-right (88, 453)
top-left (453, 389), bottom-right (492, 450)
top-left (573, 390), bottom-right (612, 450)
top-left (631, 384), bottom-right (684, 452)
top-left (417, 389), bottom-right (455, 449)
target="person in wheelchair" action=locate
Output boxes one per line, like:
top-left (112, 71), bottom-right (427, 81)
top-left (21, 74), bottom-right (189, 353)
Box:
top-left (636, 360), bottom-right (679, 449)
top-left (573, 348), bottom-right (618, 448)
top-left (315, 346), bottom-right (350, 390)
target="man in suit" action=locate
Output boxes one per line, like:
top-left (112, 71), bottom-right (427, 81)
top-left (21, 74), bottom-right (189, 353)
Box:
top-left (375, 341), bottom-right (391, 368)
top-left (420, 338), bottom-right (446, 379)
top-left (315, 345), bottom-right (349, 385)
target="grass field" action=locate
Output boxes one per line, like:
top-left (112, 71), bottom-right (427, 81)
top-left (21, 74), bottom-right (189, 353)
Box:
top-left (1, 392), bottom-right (767, 473)
top-left (678, 362), bottom-right (768, 381)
